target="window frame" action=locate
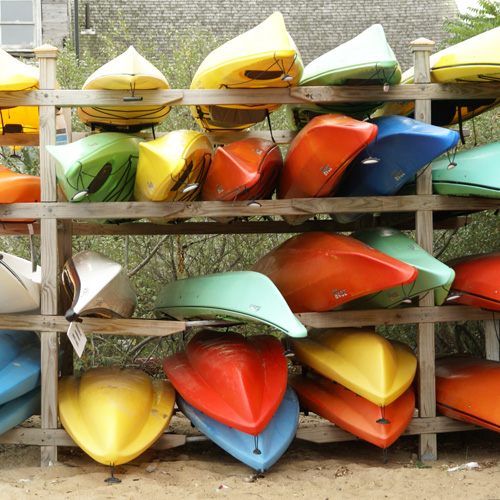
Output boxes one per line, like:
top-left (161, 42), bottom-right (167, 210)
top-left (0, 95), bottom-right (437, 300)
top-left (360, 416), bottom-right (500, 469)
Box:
top-left (0, 0), bottom-right (41, 53)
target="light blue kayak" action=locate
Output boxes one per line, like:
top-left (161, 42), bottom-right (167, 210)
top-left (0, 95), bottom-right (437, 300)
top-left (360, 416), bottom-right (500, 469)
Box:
top-left (0, 330), bottom-right (41, 406)
top-left (333, 116), bottom-right (459, 224)
top-left (0, 386), bottom-right (41, 434)
top-left (177, 386), bottom-right (299, 472)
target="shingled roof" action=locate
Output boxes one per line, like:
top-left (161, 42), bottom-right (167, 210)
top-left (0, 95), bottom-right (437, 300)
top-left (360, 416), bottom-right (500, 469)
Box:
top-left (74, 0), bottom-right (460, 71)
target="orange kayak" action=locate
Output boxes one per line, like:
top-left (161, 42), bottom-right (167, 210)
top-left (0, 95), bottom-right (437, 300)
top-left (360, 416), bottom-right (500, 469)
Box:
top-left (251, 231), bottom-right (418, 313)
top-left (277, 114), bottom-right (377, 199)
top-left (289, 371), bottom-right (415, 448)
top-left (201, 138), bottom-right (283, 202)
top-left (436, 355), bottom-right (500, 432)
top-left (0, 164), bottom-right (40, 222)
top-left (446, 253), bottom-right (500, 311)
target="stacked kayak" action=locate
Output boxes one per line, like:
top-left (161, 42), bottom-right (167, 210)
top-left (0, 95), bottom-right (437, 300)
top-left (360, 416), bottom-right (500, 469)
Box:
top-left (153, 270), bottom-right (307, 338)
top-left (375, 26), bottom-right (500, 126)
top-left (46, 132), bottom-right (144, 217)
top-left (201, 138), bottom-right (283, 202)
top-left (61, 250), bottom-right (137, 322)
top-left (190, 12), bottom-right (303, 131)
top-left (333, 115), bottom-right (460, 224)
top-left (163, 329), bottom-right (299, 471)
top-left (288, 24), bottom-right (401, 129)
top-left (0, 251), bottom-right (41, 313)
top-left (445, 253), bottom-right (500, 311)
top-left (58, 366), bottom-right (175, 467)
top-left (436, 355), bottom-right (500, 432)
top-left (0, 330), bottom-right (41, 434)
top-left (250, 232), bottom-right (418, 313)
top-left (289, 328), bottom-right (417, 407)
top-left (134, 129), bottom-right (212, 203)
top-left (77, 46), bottom-right (171, 132)
top-left (345, 227), bottom-right (455, 308)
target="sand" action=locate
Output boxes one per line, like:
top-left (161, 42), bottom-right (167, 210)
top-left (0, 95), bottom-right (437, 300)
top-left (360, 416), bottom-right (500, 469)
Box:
top-left (1, 414), bottom-right (500, 500)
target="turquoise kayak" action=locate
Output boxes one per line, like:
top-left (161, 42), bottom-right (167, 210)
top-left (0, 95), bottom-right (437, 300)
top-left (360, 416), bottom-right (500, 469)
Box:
top-left (153, 271), bottom-right (307, 338)
top-left (287, 24), bottom-right (401, 128)
top-left (346, 227), bottom-right (455, 308)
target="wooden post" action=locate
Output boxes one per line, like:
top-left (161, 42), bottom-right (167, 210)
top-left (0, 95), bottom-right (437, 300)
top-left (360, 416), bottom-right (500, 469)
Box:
top-left (34, 44), bottom-right (60, 467)
top-left (485, 320), bottom-right (500, 361)
top-left (411, 37), bottom-right (437, 461)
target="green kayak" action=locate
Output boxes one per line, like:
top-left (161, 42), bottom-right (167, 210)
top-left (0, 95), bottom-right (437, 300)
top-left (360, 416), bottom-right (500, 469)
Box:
top-left (288, 24), bottom-right (401, 128)
top-left (46, 132), bottom-right (144, 205)
top-left (431, 141), bottom-right (500, 198)
top-left (153, 271), bottom-right (307, 338)
top-left (342, 227), bottom-right (455, 309)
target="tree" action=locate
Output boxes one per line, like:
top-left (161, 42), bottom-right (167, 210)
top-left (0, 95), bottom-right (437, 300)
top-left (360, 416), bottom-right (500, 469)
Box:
top-left (441, 0), bottom-right (500, 46)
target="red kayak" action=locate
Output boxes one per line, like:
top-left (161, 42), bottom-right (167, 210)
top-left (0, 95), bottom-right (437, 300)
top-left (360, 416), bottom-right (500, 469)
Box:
top-left (251, 232), bottom-right (418, 313)
top-left (201, 138), bottom-right (283, 202)
top-left (436, 355), bottom-right (500, 432)
top-left (446, 253), bottom-right (500, 311)
top-left (277, 113), bottom-right (377, 199)
top-left (162, 329), bottom-right (288, 435)
top-left (289, 371), bottom-right (415, 449)
top-left (0, 164), bottom-right (40, 222)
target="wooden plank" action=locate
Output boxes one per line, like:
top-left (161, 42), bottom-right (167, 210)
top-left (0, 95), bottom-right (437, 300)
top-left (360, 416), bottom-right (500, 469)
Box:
top-left (296, 305), bottom-right (496, 328)
top-left (0, 427), bottom-right (186, 449)
top-left (0, 196), bottom-right (499, 220)
top-left (295, 417), bottom-right (481, 444)
top-left (2, 83), bottom-right (500, 107)
top-left (0, 314), bottom-right (186, 336)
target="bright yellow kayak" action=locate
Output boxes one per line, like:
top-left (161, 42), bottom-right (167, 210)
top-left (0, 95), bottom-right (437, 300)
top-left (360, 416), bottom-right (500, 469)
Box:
top-left (375, 26), bottom-right (500, 125)
top-left (134, 129), bottom-right (212, 202)
top-left (190, 12), bottom-right (303, 131)
top-left (290, 328), bottom-right (417, 407)
top-left (78, 46), bottom-right (171, 132)
top-left (58, 366), bottom-right (175, 466)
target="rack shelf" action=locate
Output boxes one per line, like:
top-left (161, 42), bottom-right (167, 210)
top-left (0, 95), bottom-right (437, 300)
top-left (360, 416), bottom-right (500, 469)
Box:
top-left (0, 40), bottom-right (498, 466)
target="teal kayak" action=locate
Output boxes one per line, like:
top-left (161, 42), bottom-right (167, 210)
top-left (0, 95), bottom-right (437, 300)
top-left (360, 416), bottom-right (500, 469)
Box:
top-left (431, 141), bottom-right (500, 198)
top-left (153, 271), bottom-right (307, 338)
top-left (345, 227), bottom-right (455, 308)
top-left (288, 24), bottom-right (401, 128)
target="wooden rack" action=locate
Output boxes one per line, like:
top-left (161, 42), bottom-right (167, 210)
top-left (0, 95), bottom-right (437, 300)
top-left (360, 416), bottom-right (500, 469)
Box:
top-left (1, 39), bottom-right (500, 466)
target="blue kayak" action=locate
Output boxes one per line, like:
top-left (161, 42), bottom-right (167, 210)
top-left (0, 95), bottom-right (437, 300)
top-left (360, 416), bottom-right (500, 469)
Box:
top-left (0, 330), bottom-right (41, 406)
top-left (333, 116), bottom-right (459, 223)
top-left (0, 386), bottom-right (41, 434)
top-left (177, 386), bottom-right (299, 472)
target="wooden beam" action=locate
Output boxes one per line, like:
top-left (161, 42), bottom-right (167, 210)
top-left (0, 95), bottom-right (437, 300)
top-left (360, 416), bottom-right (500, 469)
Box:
top-left (0, 196), bottom-right (498, 221)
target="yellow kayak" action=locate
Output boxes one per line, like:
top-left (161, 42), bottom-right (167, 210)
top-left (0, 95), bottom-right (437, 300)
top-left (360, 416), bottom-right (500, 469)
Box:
top-left (375, 26), bottom-right (500, 126)
top-left (190, 12), bottom-right (303, 131)
top-left (290, 328), bottom-right (417, 407)
top-left (0, 48), bottom-right (39, 133)
top-left (134, 129), bottom-right (212, 202)
top-left (78, 46), bottom-right (171, 132)
top-left (58, 366), bottom-right (175, 466)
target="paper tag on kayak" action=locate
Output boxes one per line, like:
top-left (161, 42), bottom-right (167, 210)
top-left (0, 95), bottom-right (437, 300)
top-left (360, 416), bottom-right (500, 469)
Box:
top-left (67, 322), bottom-right (87, 358)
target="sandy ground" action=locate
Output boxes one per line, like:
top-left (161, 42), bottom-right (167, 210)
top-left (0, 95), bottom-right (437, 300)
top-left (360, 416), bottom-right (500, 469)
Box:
top-left (1, 413), bottom-right (500, 500)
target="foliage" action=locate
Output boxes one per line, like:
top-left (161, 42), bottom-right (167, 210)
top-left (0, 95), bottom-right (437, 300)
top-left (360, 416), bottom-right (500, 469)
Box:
top-left (441, 0), bottom-right (500, 46)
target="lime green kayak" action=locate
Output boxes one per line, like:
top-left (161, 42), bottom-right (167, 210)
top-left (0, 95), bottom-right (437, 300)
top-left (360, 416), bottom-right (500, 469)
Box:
top-left (47, 132), bottom-right (144, 204)
top-left (288, 24), bottom-right (401, 128)
top-left (345, 227), bottom-right (455, 308)
top-left (153, 271), bottom-right (307, 338)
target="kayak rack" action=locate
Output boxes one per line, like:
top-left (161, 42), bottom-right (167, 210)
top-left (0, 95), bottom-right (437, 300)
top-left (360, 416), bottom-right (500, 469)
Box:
top-left (0, 39), bottom-right (500, 468)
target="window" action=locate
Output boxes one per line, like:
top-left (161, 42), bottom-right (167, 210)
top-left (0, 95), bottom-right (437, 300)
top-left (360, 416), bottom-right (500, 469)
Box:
top-left (0, 0), bottom-right (41, 52)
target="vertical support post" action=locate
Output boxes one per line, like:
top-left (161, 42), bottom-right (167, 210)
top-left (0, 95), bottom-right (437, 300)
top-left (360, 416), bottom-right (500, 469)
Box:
top-left (485, 320), bottom-right (500, 361)
top-left (34, 44), bottom-right (60, 467)
top-left (411, 38), bottom-right (437, 462)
